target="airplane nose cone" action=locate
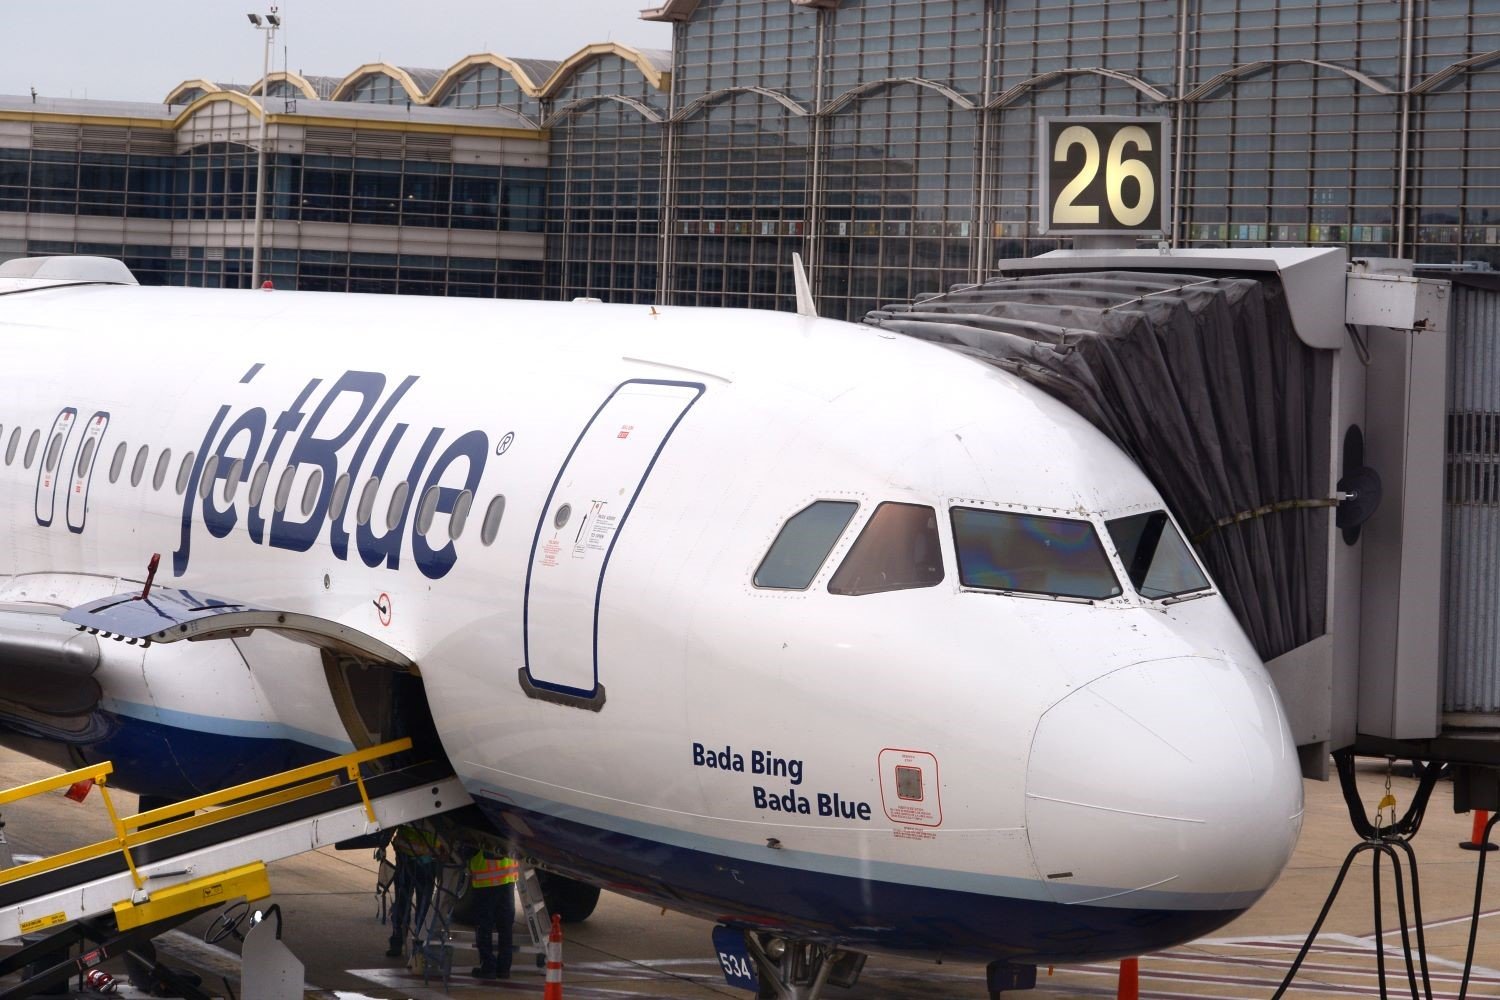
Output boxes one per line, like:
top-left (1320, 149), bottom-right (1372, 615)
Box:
top-left (1025, 656), bottom-right (1303, 913)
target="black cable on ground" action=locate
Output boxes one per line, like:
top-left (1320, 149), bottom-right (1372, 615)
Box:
top-left (1457, 810), bottom-right (1500, 1000)
top-left (1275, 754), bottom-right (1446, 1000)
top-left (1390, 837), bottom-right (1434, 999)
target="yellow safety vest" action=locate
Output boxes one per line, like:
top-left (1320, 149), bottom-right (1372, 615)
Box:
top-left (469, 852), bottom-right (519, 888)
top-left (394, 826), bottom-right (440, 859)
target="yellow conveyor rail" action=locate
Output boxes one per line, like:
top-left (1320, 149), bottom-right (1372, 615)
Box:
top-left (0, 738), bottom-right (414, 931)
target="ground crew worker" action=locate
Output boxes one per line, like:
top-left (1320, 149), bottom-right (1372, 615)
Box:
top-left (387, 825), bottom-right (442, 958)
top-left (468, 849), bottom-right (519, 980)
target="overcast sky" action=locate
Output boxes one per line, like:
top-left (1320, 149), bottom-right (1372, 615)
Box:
top-left (3, 1), bottom-right (673, 103)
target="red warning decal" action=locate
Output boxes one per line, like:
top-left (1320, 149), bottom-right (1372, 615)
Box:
top-left (878, 748), bottom-right (942, 828)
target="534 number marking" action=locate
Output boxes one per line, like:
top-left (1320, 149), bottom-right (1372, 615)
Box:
top-left (1039, 117), bottom-right (1170, 236)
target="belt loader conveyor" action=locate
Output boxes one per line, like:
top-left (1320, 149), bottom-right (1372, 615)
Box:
top-left (0, 738), bottom-right (468, 943)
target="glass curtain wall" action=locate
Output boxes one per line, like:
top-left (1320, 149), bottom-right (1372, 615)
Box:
top-left (672, 91), bottom-right (809, 310)
top-left (2, 136), bottom-right (544, 296)
top-left (630, 0), bottom-right (1500, 311)
top-left (820, 86), bottom-right (976, 321)
top-left (546, 53), bottom-right (667, 303)
top-left (438, 64), bottom-right (545, 121)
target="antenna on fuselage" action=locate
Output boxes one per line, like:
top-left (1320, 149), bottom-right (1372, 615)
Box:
top-left (792, 252), bottom-right (818, 319)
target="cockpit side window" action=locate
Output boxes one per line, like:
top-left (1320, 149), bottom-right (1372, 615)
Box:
top-left (754, 500), bottom-right (858, 590)
top-left (1105, 510), bottom-right (1211, 599)
top-left (828, 502), bottom-right (944, 596)
top-left (951, 507), bottom-right (1121, 600)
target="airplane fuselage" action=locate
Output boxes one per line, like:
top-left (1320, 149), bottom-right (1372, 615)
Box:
top-left (0, 282), bottom-right (1304, 964)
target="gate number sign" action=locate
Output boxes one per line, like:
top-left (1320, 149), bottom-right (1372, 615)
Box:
top-left (1039, 117), bottom-right (1171, 236)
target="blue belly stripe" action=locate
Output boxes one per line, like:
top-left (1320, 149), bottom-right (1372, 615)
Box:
top-left (471, 794), bottom-right (1247, 964)
top-left (0, 711), bottom-right (1248, 963)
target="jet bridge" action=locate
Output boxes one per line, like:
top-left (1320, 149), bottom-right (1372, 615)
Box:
top-left (865, 248), bottom-right (1456, 780)
top-left (0, 738), bottom-right (465, 999)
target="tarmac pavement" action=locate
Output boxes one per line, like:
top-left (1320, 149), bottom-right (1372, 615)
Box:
top-left (2, 749), bottom-right (1500, 998)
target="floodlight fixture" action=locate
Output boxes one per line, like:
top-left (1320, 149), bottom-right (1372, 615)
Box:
top-left (246, 8), bottom-right (280, 289)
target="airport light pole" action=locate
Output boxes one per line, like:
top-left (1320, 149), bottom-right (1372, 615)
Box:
top-left (247, 8), bottom-right (280, 289)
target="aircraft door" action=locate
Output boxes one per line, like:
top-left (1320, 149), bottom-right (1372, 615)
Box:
top-left (66, 411), bottom-right (109, 533)
top-left (522, 379), bottom-right (704, 708)
top-left (34, 408), bottom-right (77, 527)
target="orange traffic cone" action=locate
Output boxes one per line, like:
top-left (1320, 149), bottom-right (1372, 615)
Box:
top-left (1462, 809), bottom-right (1498, 852)
top-left (543, 914), bottom-right (563, 999)
top-left (1117, 957), bottom-right (1139, 1000)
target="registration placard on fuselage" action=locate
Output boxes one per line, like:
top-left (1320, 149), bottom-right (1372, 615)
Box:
top-left (1038, 116), bottom-right (1172, 237)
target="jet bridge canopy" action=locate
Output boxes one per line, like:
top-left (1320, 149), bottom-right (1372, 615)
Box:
top-left (867, 268), bottom-right (1330, 667)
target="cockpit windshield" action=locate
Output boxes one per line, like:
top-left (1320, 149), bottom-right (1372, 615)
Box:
top-left (950, 507), bottom-right (1122, 601)
top-left (1105, 510), bottom-right (1211, 600)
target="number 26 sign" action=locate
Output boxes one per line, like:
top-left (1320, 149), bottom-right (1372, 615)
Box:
top-left (1038, 117), bottom-right (1171, 236)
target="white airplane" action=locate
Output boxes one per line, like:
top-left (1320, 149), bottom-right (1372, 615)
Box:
top-left (0, 257), bottom-right (1302, 997)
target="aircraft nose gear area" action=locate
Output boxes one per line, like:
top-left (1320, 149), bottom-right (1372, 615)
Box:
top-left (738, 933), bottom-right (866, 999)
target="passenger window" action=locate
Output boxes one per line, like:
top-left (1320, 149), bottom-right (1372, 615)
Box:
top-left (274, 465), bottom-right (297, 513)
top-left (951, 507), bottom-right (1121, 601)
top-left (223, 459), bottom-right (244, 502)
top-left (416, 485), bottom-right (441, 535)
top-left (198, 456), bottom-right (219, 500)
top-left (450, 489), bottom-right (474, 540)
top-left (131, 446), bottom-right (149, 487)
top-left (152, 448), bottom-right (172, 491)
top-left (754, 500), bottom-right (858, 590)
top-left (828, 503), bottom-right (944, 596)
top-left (301, 468), bottom-right (323, 516)
top-left (44, 432), bottom-right (64, 473)
top-left (176, 451), bottom-right (197, 495)
top-left (328, 472), bottom-right (351, 520)
top-left (386, 482), bottom-right (410, 531)
top-left (75, 437), bottom-right (97, 478)
top-left (5, 428), bottom-right (19, 465)
top-left (1106, 510), bottom-right (1211, 600)
top-left (24, 430), bottom-right (41, 469)
top-left (248, 461), bottom-right (271, 507)
top-left (356, 476), bottom-right (380, 525)
top-left (480, 494), bottom-right (505, 545)
top-left (109, 442), bottom-right (127, 483)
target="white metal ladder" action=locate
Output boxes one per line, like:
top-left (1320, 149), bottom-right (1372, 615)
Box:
top-left (516, 863), bottom-right (552, 963)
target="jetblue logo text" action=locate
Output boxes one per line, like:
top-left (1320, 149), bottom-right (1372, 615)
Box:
top-left (173, 366), bottom-right (488, 581)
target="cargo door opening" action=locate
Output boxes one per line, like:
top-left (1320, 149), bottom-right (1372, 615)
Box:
top-left (322, 650), bottom-right (446, 771)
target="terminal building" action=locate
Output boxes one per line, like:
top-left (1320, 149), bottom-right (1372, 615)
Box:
top-left (0, 1), bottom-right (1495, 320)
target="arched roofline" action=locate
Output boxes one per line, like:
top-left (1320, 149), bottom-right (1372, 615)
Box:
top-left (250, 70), bottom-right (322, 100)
top-left (539, 42), bottom-right (669, 98)
top-left (674, 85), bottom-right (810, 122)
top-left (429, 53), bottom-right (550, 102)
top-left (170, 90), bottom-right (265, 128)
top-left (329, 63), bottom-right (428, 103)
top-left (164, 79), bottom-right (225, 105)
top-left (544, 93), bottom-right (664, 127)
top-left (1412, 49), bottom-right (1500, 96)
top-left (823, 77), bottom-right (976, 115)
top-left (990, 68), bottom-right (1169, 109)
top-left (1184, 59), bottom-right (1393, 102)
